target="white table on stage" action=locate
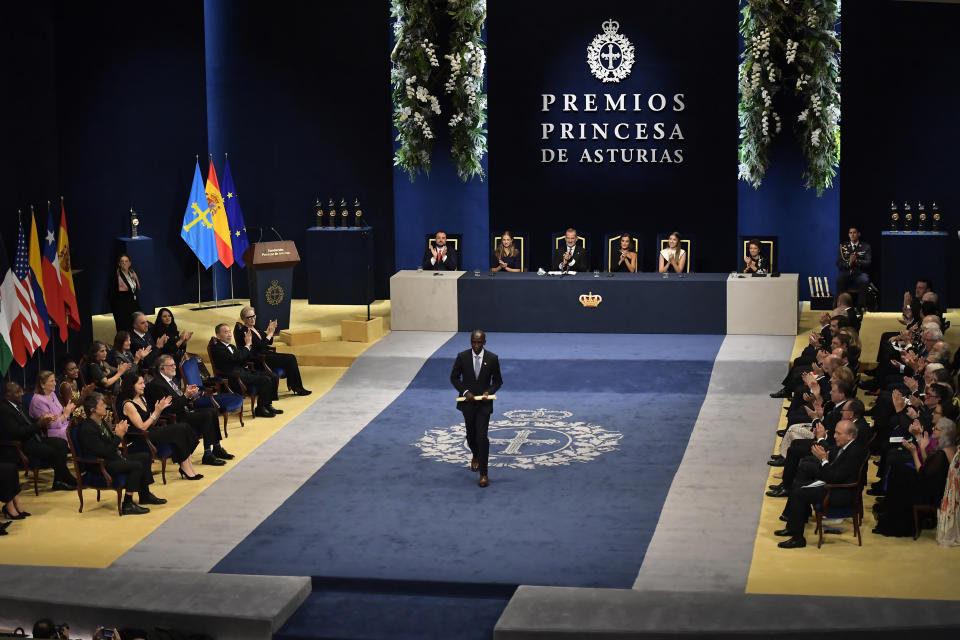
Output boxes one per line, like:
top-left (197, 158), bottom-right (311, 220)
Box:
top-left (390, 270), bottom-right (463, 331)
top-left (726, 273), bottom-right (799, 336)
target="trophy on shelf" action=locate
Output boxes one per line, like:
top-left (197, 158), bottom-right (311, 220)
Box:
top-left (315, 198), bottom-right (324, 227)
top-left (889, 201), bottom-right (899, 231)
top-left (353, 198), bottom-right (365, 228)
top-left (917, 202), bottom-right (928, 231)
top-left (902, 201), bottom-right (913, 232)
top-left (932, 202), bottom-right (942, 231)
top-left (327, 198), bottom-right (338, 228)
top-left (340, 198), bottom-right (350, 227)
top-left (130, 207), bottom-right (140, 238)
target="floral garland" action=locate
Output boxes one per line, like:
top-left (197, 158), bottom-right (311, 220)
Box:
top-left (390, 0), bottom-right (488, 182)
top-left (391, 0), bottom-right (442, 179)
top-left (444, 0), bottom-right (487, 181)
top-left (738, 0), bottom-right (841, 196)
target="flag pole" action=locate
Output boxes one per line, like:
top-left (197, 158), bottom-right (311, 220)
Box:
top-left (196, 260), bottom-right (202, 310)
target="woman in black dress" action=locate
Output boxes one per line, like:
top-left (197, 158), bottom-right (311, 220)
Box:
top-left (108, 253), bottom-right (142, 332)
top-left (117, 373), bottom-right (203, 480)
top-left (235, 306), bottom-right (311, 396)
top-left (151, 307), bottom-right (191, 363)
top-left (490, 230), bottom-right (522, 272)
top-left (0, 461), bottom-right (28, 525)
top-left (612, 233), bottom-right (638, 273)
top-left (84, 341), bottom-right (131, 394)
top-left (108, 331), bottom-right (151, 377)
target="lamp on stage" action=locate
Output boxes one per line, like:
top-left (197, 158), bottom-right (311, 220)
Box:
top-left (932, 202), bottom-right (941, 231)
top-left (315, 198), bottom-right (324, 227)
top-left (340, 198), bottom-right (350, 227)
top-left (327, 198), bottom-right (337, 228)
top-left (889, 201), bottom-right (899, 232)
top-left (353, 197), bottom-right (365, 228)
top-left (130, 207), bottom-right (140, 238)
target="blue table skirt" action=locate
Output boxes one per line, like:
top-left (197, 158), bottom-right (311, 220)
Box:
top-left (457, 272), bottom-right (728, 334)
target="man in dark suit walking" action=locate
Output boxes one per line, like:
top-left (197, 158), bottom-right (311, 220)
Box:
top-left (450, 330), bottom-right (502, 487)
top-left (775, 420), bottom-right (866, 548)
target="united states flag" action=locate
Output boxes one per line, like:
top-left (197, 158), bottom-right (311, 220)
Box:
top-left (11, 216), bottom-right (48, 363)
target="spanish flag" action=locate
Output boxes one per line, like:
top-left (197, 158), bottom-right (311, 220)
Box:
top-left (206, 160), bottom-right (233, 268)
top-left (57, 200), bottom-right (81, 331)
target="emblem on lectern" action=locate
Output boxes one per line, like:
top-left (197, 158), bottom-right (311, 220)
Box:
top-left (587, 19), bottom-right (635, 83)
top-left (265, 280), bottom-right (284, 306)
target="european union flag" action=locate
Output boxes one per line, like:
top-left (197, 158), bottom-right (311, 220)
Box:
top-left (181, 161), bottom-right (219, 269)
top-left (222, 158), bottom-right (250, 267)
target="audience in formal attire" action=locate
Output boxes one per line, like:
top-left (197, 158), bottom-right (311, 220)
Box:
top-left (84, 341), bottom-right (130, 394)
top-left (108, 253), bottom-right (142, 332)
top-left (658, 231), bottom-right (686, 273)
top-left (108, 330), bottom-right (150, 377)
top-left (146, 354), bottom-right (232, 466)
top-left (552, 227), bottom-right (589, 272)
top-left (29, 371), bottom-right (75, 441)
top-left (0, 382), bottom-right (75, 491)
top-left (151, 307), bottom-right (192, 363)
top-left (235, 306), bottom-right (311, 396)
top-left (612, 233), bottom-right (638, 273)
top-left (211, 322), bottom-right (280, 418)
top-left (118, 372), bottom-right (203, 480)
top-left (421, 230), bottom-right (459, 271)
top-left (491, 230), bottom-right (522, 272)
top-left (131, 311), bottom-right (187, 370)
top-left (60, 360), bottom-right (95, 422)
top-left (77, 392), bottom-right (164, 514)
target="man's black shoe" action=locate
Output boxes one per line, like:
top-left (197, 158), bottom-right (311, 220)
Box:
top-left (776, 429), bottom-right (787, 437)
top-left (769, 388), bottom-right (790, 398)
top-left (140, 493), bottom-right (167, 505)
top-left (213, 446), bottom-right (235, 460)
top-left (293, 388), bottom-right (313, 396)
top-left (254, 406), bottom-right (275, 418)
top-left (778, 537), bottom-right (806, 549)
top-left (779, 515), bottom-right (789, 522)
top-left (202, 453), bottom-right (227, 466)
top-left (767, 457), bottom-right (786, 467)
top-left (121, 501), bottom-right (150, 515)
top-left (265, 404), bottom-right (283, 415)
top-left (766, 485), bottom-right (789, 497)
top-left (52, 481), bottom-right (74, 491)
top-left (773, 528), bottom-right (794, 537)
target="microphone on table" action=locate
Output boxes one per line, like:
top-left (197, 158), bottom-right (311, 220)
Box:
top-left (256, 227), bottom-right (264, 243)
top-left (270, 226), bottom-right (284, 241)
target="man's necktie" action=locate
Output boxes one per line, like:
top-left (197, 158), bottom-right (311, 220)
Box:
top-left (474, 355), bottom-right (481, 379)
top-left (169, 378), bottom-right (184, 397)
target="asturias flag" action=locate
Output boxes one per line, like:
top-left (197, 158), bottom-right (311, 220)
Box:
top-left (57, 200), bottom-right (81, 331)
top-left (41, 208), bottom-right (67, 341)
top-left (181, 160), bottom-right (219, 269)
top-left (222, 158), bottom-right (250, 267)
top-left (206, 159), bottom-right (234, 268)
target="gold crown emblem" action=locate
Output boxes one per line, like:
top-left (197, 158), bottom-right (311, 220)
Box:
top-left (579, 292), bottom-right (602, 307)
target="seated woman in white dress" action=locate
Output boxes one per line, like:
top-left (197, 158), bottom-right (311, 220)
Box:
top-left (658, 231), bottom-right (687, 273)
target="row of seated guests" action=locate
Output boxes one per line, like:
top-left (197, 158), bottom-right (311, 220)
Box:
top-left (424, 228), bottom-right (690, 274)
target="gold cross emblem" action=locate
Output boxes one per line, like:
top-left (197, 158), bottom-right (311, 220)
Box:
top-left (183, 202), bottom-right (213, 231)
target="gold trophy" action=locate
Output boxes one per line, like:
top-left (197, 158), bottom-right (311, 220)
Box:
top-left (327, 198), bottom-right (338, 228)
top-left (932, 202), bottom-right (942, 231)
top-left (902, 201), bottom-right (913, 232)
top-left (340, 198), bottom-right (350, 227)
top-left (353, 198), bottom-right (365, 228)
top-left (889, 201), bottom-right (899, 231)
top-left (315, 198), bottom-right (324, 227)
top-left (917, 202), bottom-right (928, 231)
top-left (130, 207), bottom-right (140, 238)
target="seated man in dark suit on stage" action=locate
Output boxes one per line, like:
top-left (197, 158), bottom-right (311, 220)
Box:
top-left (210, 323), bottom-right (280, 418)
top-left (421, 230), bottom-right (459, 271)
top-left (835, 226), bottom-right (871, 304)
top-left (146, 354), bottom-right (232, 466)
top-left (130, 312), bottom-right (186, 370)
top-left (775, 420), bottom-right (866, 548)
top-left (0, 382), bottom-right (76, 490)
top-left (552, 228), bottom-right (589, 272)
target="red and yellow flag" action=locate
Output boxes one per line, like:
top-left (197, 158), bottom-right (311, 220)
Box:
top-left (57, 200), bottom-right (81, 331)
top-left (206, 160), bottom-right (233, 268)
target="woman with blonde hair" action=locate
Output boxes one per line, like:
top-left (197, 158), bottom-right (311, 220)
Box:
top-left (658, 231), bottom-right (686, 273)
top-left (28, 371), bottom-right (75, 441)
top-left (491, 230), bottom-right (522, 272)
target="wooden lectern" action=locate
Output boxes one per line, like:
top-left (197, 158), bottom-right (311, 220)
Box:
top-left (243, 241), bottom-right (300, 331)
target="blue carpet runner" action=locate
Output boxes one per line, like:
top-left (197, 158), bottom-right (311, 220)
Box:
top-left (215, 333), bottom-right (723, 637)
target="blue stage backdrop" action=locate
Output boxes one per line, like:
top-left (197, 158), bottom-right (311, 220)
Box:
top-left (487, 1), bottom-right (739, 273)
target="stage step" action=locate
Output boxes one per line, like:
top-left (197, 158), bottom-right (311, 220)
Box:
top-left (279, 328), bottom-right (325, 345)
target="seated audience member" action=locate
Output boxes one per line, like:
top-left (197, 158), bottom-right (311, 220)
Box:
top-left (29, 371), bottom-right (75, 441)
top-left (146, 354), bottom-right (232, 466)
top-left (210, 323), bottom-right (280, 418)
top-left (60, 361), bottom-right (94, 422)
top-left (835, 226), bottom-right (871, 304)
top-left (84, 341), bottom-right (130, 394)
top-left (1, 461), bottom-right (27, 525)
top-left (938, 441), bottom-right (960, 547)
top-left (775, 420), bottom-right (866, 548)
top-left (612, 233), bottom-right (638, 273)
top-left (839, 326), bottom-right (862, 371)
top-left (834, 292), bottom-right (861, 330)
top-left (868, 280), bottom-right (934, 374)
top-left (32, 619), bottom-right (67, 639)
top-left (658, 231), bottom-right (686, 273)
top-left (118, 372), bottom-right (203, 480)
top-left (0, 382), bottom-right (75, 490)
top-left (151, 307), bottom-right (192, 363)
top-left (235, 306), bottom-right (311, 396)
top-left (78, 392), bottom-right (164, 514)
top-left (421, 230), bottom-right (459, 271)
top-left (552, 227), bottom-right (590, 272)
top-left (742, 239), bottom-right (768, 274)
top-left (130, 311), bottom-right (186, 369)
top-left (874, 418), bottom-right (957, 537)
top-left (491, 230), bottom-right (522, 272)
top-left (108, 330), bottom-right (150, 377)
